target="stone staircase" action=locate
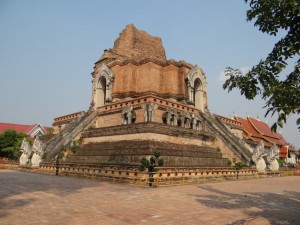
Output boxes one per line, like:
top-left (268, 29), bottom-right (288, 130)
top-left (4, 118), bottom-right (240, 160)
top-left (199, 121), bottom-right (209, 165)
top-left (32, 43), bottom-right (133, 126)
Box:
top-left (65, 139), bottom-right (228, 167)
top-left (41, 111), bottom-right (98, 163)
top-left (200, 112), bottom-right (252, 163)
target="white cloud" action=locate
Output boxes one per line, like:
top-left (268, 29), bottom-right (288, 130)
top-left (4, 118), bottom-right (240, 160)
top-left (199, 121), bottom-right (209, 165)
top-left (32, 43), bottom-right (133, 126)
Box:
top-left (218, 71), bottom-right (226, 82)
top-left (240, 66), bottom-right (250, 74)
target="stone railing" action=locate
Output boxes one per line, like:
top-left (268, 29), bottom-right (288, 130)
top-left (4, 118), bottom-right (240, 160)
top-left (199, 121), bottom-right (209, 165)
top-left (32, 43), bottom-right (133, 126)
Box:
top-left (216, 115), bottom-right (242, 127)
top-left (99, 94), bottom-right (198, 115)
top-left (200, 112), bottom-right (252, 162)
top-left (42, 111), bottom-right (98, 163)
top-left (24, 163), bottom-right (259, 187)
top-left (0, 159), bottom-right (19, 170)
top-left (53, 111), bottom-right (85, 126)
top-left (2, 161), bottom-right (298, 187)
top-left (38, 163), bottom-right (148, 185)
top-left (150, 167), bottom-right (258, 186)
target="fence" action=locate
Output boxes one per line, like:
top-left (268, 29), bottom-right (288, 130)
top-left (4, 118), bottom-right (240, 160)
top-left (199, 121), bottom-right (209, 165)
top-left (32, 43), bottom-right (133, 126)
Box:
top-left (1, 161), bottom-right (298, 187)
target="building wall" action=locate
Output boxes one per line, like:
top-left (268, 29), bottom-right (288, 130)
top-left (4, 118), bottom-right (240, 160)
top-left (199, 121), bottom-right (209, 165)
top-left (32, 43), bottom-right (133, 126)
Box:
top-left (85, 132), bottom-right (211, 147)
top-left (211, 136), bottom-right (243, 165)
top-left (110, 63), bottom-right (190, 100)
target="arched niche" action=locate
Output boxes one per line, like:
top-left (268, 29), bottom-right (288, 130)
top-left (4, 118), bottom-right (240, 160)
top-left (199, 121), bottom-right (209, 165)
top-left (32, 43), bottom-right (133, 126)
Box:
top-left (96, 77), bottom-right (106, 107)
top-left (194, 78), bottom-right (203, 110)
top-left (185, 65), bottom-right (208, 112)
top-left (92, 64), bottom-right (114, 109)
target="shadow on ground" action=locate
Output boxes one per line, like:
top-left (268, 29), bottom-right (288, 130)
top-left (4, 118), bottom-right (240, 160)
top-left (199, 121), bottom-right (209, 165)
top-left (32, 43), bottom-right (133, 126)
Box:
top-left (194, 185), bottom-right (300, 225)
top-left (0, 170), bottom-right (113, 218)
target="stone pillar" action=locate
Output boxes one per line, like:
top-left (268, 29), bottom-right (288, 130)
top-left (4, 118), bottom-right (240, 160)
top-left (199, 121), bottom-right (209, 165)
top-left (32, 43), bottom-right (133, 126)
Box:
top-left (105, 84), bottom-right (111, 102)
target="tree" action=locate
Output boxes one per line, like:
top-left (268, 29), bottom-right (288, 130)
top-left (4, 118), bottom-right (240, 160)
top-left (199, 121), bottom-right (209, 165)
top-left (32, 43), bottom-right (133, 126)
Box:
top-left (224, 0), bottom-right (300, 131)
top-left (0, 130), bottom-right (27, 159)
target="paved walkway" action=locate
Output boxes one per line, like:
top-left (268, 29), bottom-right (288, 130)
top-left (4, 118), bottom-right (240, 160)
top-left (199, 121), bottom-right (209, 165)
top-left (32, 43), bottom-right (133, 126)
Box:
top-left (0, 170), bottom-right (299, 225)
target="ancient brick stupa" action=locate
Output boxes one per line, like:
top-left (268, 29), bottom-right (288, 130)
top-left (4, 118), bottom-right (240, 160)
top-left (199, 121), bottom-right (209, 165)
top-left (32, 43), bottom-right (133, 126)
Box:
top-left (46, 24), bottom-right (251, 167)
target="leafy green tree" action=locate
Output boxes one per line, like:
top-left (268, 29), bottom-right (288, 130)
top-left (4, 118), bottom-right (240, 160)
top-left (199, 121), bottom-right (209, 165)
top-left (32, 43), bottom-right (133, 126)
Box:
top-left (224, 0), bottom-right (300, 131)
top-left (0, 130), bottom-right (27, 159)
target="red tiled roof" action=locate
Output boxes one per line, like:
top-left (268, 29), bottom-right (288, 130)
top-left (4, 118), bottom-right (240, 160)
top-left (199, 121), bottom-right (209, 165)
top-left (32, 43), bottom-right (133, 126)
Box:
top-left (234, 115), bottom-right (294, 152)
top-left (0, 123), bottom-right (37, 135)
top-left (235, 116), bottom-right (261, 138)
top-left (276, 133), bottom-right (289, 146)
top-left (247, 117), bottom-right (278, 139)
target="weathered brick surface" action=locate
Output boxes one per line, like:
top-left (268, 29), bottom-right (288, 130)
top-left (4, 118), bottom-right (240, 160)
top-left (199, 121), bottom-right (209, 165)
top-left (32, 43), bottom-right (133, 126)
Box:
top-left (111, 63), bottom-right (190, 100)
top-left (58, 24), bottom-right (252, 168)
top-left (83, 122), bottom-right (214, 143)
top-left (109, 24), bottom-right (166, 63)
top-left (92, 24), bottom-right (192, 103)
top-left (96, 95), bottom-right (200, 128)
top-left (66, 142), bottom-right (227, 167)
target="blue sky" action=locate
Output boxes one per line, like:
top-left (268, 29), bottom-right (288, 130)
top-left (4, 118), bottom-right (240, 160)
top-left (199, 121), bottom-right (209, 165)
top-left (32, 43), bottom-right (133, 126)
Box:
top-left (0, 0), bottom-right (298, 149)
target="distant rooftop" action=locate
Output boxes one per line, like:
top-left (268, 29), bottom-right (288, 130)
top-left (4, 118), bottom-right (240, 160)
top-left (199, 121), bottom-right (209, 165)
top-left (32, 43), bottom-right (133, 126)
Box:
top-left (0, 122), bottom-right (46, 138)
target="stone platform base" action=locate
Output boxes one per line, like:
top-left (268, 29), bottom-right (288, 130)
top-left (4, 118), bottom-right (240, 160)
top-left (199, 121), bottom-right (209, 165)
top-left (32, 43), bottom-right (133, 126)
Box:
top-left (35, 163), bottom-right (259, 187)
top-left (66, 140), bottom-right (228, 167)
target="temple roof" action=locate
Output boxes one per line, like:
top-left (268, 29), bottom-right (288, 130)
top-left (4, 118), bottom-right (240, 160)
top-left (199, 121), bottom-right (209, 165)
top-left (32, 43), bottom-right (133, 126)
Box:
top-left (0, 122), bottom-right (46, 138)
top-left (234, 116), bottom-right (293, 150)
top-left (247, 117), bottom-right (278, 139)
top-left (0, 122), bottom-right (37, 134)
top-left (235, 116), bottom-right (261, 139)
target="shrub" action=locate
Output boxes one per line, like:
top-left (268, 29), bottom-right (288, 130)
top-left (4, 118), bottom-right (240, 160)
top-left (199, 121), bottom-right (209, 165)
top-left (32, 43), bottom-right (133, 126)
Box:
top-left (277, 158), bottom-right (285, 166)
top-left (140, 157), bottom-right (150, 171)
top-left (158, 158), bottom-right (164, 167)
top-left (150, 156), bottom-right (156, 165)
top-left (153, 149), bottom-right (161, 159)
top-left (235, 162), bottom-right (247, 169)
top-left (227, 159), bottom-right (232, 166)
top-left (139, 150), bottom-right (164, 171)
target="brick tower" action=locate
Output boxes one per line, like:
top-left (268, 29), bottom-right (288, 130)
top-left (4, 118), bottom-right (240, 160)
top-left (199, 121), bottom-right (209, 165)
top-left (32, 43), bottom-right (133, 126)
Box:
top-left (64, 24), bottom-right (250, 167)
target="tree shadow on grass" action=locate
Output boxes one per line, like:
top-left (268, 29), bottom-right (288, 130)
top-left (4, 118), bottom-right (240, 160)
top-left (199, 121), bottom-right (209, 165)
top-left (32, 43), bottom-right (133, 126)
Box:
top-left (0, 170), bottom-right (120, 219)
top-left (194, 185), bottom-right (300, 225)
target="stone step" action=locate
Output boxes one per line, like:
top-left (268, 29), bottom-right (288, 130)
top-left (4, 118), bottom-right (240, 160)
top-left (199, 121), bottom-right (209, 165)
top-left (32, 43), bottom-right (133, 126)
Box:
top-left (66, 139), bottom-right (227, 167)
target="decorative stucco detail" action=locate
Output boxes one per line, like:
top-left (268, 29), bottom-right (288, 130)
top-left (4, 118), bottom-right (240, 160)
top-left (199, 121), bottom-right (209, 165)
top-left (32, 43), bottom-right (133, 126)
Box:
top-left (31, 136), bottom-right (46, 167)
top-left (92, 64), bottom-right (115, 110)
top-left (185, 65), bottom-right (208, 111)
top-left (252, 141), bottom-right (266, 173)
top-left (267, 144), bottom-right (279, 171)
top-left (19, 138), bottom-right (32, 166)
top-left (141, 103), bottom-right (158, 122)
